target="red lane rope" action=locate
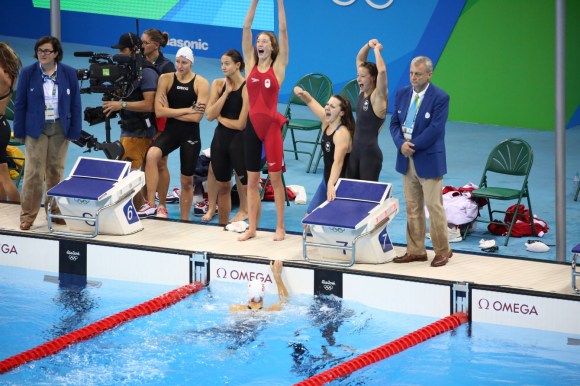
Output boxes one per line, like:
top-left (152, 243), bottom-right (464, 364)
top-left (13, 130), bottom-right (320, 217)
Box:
top-left (295, 311), bottom-right (469, 386)
top-left (0, 282), bottom-right (204, 374)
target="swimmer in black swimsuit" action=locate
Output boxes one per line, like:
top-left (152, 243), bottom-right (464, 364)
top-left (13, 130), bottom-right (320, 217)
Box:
top-left (346, 39), bottom-right (388, 182)
top-left (204, 49), bottom-right (249, 225)
top-left (0, 42), bottom-right (22, 202)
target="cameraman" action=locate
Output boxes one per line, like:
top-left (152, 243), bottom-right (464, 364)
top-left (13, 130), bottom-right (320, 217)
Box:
top-left (102, 32), bottom-right (157, 170)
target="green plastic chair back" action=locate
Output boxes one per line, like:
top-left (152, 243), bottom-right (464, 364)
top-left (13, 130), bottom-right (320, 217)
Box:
top-left (338, 79), bottom-right (360, 112)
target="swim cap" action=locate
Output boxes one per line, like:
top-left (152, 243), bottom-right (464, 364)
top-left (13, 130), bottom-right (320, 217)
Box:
top-left (176, 46), bottom-right (194, 64)
top-left (248, 280), bottom-right (265, 303)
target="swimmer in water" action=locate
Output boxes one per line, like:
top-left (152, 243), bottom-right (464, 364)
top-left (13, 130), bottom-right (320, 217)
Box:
top-left (230, 260), bottom-right (288, 312)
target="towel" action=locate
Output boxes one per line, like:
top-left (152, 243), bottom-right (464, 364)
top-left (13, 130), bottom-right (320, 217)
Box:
top-left (287, 185), bottom-right (307, 205)
top-left (225, 221), bottom-right (249, 233)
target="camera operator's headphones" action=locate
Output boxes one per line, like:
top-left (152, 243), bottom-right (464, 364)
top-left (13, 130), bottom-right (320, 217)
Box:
top-left (128, 32), bottom-right (142, 53)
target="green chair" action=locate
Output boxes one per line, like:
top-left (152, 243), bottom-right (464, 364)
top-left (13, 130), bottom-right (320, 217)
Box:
top-left (312, 79), bottom-right (359, 174)
top-left (283, 73), bottom-right (333, 173)
top-left (469, 138), bottom-right (535, 246)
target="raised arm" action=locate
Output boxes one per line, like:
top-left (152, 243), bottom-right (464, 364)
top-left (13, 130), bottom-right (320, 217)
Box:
top-left (371, 40), bottom-right (388, 119)
top-left (356, 39), bottom-right (373, 69)
top-left (273, 0), bottom-right (289, 83)
top-left (293, 86), bottom-right (325, 122)
top-left (242, 0), bottom-right (259, 74)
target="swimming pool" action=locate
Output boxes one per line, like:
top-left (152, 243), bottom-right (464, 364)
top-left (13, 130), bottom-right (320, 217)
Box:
top-left (1, 266), bottom-right (579, 385)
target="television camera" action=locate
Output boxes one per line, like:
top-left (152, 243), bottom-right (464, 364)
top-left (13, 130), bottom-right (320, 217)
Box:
top-left (73, 51), bottom-right (143, 160)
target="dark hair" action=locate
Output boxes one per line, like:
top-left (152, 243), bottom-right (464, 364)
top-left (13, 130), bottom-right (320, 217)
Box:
top-left (143, 28), bottom-right (169, 48)
top-left (333, 94), bottom-right (355, 139)
top-left (253, 31), bottom-right (279, 65)
top-left (358, 61), bottom-right (378, 87)
top-left (34, 36), bottom-right (63, 63)
top-left (223, 49), bottom-right (245, 72)
top-left (0, 42), bottom-right (22, 82)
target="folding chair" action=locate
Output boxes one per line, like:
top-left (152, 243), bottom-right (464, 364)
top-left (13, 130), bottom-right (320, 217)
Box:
top-left (469, 138), bottom-right (535, 246)
top-left (283, 73), bottom-right (333, 172)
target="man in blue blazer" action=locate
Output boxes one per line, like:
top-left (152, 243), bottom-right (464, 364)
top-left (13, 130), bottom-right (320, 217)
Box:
top-left (389, 56), bottom-right (452, 267)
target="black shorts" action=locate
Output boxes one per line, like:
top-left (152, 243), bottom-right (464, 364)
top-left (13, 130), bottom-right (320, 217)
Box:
top-left (151, 123), bottom-right (201, 177)
top-left (210, 125), bottom-right (247, 185)
top-left (245, 118), bottom-right (266, 173)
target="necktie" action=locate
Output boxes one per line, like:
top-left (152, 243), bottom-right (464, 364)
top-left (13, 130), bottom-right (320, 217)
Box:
top-left (404, 94), bottom-right (419, 128)
top-left (403, 94), bottom-right (419, 140)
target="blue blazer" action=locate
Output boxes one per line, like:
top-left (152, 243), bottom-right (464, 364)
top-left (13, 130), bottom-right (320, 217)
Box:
top-left (389, 83), bottom-right (450, 179)
top-left (13, 62), bottom-right (82, 140)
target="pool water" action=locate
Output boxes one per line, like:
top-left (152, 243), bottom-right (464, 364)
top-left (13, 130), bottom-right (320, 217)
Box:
top-left (1, 266), bottom-right (580, 385)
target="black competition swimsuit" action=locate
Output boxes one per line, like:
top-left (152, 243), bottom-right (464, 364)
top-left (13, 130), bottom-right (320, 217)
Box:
top-left (346, 93), bottom-right (384, 181)
top-left (0, 115), bottom-right (10, 164)
top-left (152, 74), bottom-right (201, 176)
top-left (321, 124), bottom-right (349, 185)
top-left (210, 81), bottom-right (247, 184)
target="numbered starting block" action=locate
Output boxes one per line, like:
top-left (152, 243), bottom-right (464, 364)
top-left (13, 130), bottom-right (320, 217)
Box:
top-left (46, 157), bottom-right (145, 238)
top-left (302, 178), bottom-right (399, 267)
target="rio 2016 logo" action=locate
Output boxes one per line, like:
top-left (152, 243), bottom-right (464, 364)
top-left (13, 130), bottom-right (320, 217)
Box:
top-left (332, 0), bottom-right (395, 10)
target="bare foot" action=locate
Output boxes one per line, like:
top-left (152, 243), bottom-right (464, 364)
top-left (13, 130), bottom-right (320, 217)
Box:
top-left (238, 229), bottom-right (257, 241)
top-left (201, 209), bottom-right (216, 222)
top-left (230, 211), bottom-right (248, 223)
top-left (273, 227), bottom-right (286, 241)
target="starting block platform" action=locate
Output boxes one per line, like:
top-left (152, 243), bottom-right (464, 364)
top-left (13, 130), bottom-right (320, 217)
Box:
top-left (46, 157), bottom-right (145, 238)
top-left (302, 178), bottom-right (399, 267)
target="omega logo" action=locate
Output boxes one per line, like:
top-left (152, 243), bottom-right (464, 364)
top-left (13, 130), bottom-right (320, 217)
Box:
top-left (332, 0), bottom-right (395, 10)
top-left (215, 267), bottom-right (273, 284)
top-left (1, 243), bottom-right (18, 254)
top-left (478, 298), bottom-right (538, 316)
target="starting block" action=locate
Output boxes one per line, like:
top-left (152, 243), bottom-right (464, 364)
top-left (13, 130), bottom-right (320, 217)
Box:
top-left (302, 178), bottom-right (399, 267)
top-left (46, 157), bottom-right (145, 238)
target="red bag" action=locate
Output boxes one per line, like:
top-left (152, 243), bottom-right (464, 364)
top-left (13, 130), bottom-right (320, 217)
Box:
top-left (487, 204), bottom-right (549, 237)
top-left (260, 178), bottom-right (296, 201)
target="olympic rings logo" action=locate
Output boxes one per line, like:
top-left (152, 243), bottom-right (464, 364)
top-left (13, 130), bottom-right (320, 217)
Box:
top-left (323, 285), bottom-right (334, 291)
top-left (329, 227), bottom-right (345, 233)
top-left (76, 198), bottom-right (90, 205)
top-left (332, 0), bottom-right (395, 10)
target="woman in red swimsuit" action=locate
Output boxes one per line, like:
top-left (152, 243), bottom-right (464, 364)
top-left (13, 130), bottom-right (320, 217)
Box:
top-left (240, 0), bottom-right (289, 241)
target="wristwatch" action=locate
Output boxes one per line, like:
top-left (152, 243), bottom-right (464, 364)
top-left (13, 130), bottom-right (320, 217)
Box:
top-left (121, 101), bottom-right (127, 110)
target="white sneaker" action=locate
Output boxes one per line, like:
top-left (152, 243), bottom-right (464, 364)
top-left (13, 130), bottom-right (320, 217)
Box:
top-left (156, 205), bottom-right (168, 218)
top-left (448, 226), bottom-right (463, 243)
top-left (137, 202), bottom-right (157, 218)
top-left (426, 226), bottom-right (463, 243)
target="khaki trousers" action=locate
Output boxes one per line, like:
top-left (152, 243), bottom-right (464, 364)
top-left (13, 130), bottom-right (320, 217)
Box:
top-left (20, 120), bottom-right (69, 224)
top-left (403, 157), bottom-right (450, 256)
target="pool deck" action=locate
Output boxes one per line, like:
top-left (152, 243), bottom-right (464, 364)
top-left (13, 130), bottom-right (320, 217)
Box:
top-left (1, 202), bottom-right (577, 299)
